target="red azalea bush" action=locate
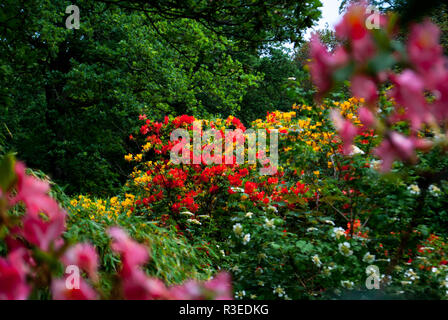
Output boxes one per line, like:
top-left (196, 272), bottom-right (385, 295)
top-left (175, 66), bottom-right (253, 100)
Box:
top-left (124, 114), bottom-right (312, 239)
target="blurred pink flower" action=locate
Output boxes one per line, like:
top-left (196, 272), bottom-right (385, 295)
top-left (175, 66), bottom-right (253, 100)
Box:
top-left (433, 71), bottom-right (448, 120)
top-left (62, 243), bottom-right (99, 282)
top-left (21, 211), bottom-right (66, 252)
top-left (170, 272), bottom-right (232, 300)
top-left (358, 106), bottom-right (376, 128)
top-left (309, 35), bottom-right (348, 98)
top-left (335, 2), bottom-right (368, 40)
top-left (335, 1), bottom-right (376, 62)
top-left (121, 269), bottom-right (170, 300)
top-left (389, 70), bottom-right (432, 130)
top-left (408, 20), bottom-right (443, 76)
top-left (0, 249), bottom-right (30, 300)
top-left (11, 162), bottom-right (60, 218)
top-left (331, 109), bottom-right (359, 155)
top-left (170, 280), bottom-right (203, 300)
top-left (108, 227), bottom-right (149, 276)
top-left (374, 132), bottom-right (432, 172)
top-left (52, 277), bottom-right (98, 300)
top-left (351, 75), bottom-right (378, 104)
top-left (203, 272), bottom-right (233, 300)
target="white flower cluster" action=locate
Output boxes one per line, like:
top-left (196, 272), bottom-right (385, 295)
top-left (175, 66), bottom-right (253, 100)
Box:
top-left (429, 184), bottom-right (442, 197)
top-left (362, 252), bottom-right (375, 264)
top-left (264, 218), bottom-right (275, 228)
top-left (312, 254), bottom-right (322, 267)
top-left (272, 285), bottom-right (289, 299)
top-left (332, 227), bottom-right (346, 239)
top-left (233, 223), bottom-right (250, 245)
top-left (401, 268), bottom-right (420, 285)
top-left (340, 280), bottom-right (354, 290)
top-left (187, 218), bottom-right (201, 225)
top-left (407, 184), bottom-right (421, 195)
top-left (338, 242), bottom-right (353, 257)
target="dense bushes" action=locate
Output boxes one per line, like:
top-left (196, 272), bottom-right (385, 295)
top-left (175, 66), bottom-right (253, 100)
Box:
top-left (66, 94), bottom-right (448, 299)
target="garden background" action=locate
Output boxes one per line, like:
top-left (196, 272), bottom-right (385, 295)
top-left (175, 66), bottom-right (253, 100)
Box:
top-left (1, 0), bottom-right (448, 300)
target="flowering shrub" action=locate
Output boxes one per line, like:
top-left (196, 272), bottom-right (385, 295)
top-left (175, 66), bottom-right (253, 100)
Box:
top-left (0, 154), bottom-right (232, 300)
top-left (305, 0), bottom-right (448, 298)
top-left (120, 114), bottom-right (315, 238)
top-left (57, 85), bottom-right (447, 299)
top-left (310, 1), bottom-right (448, 172)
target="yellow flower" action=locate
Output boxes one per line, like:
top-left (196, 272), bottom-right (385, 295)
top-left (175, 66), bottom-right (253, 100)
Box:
top-left (142, 142), bottom-right (152, 152)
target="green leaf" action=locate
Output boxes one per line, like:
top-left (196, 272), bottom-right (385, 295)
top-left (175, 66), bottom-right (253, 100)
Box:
top-left (368, 52), bottom-right (397, 73)
top-left (0, 153), bottom-right (16, 192)
top-left (332, 63), bottom-right (355, 83)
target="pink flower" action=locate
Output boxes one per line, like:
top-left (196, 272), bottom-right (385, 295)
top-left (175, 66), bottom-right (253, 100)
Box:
top-left (331, 109), bottom-right (359, 155)
top-left (203, 272), bottom-right (233, 300)
top-left (62, 243), bottom-right (99, 282)
top-left (0, 249), bottom-right (30, 300)
top-left (351, 75), bottom-right (378, 104)
top-left (11, 162), bottom-right (60, 218)
top-left (170, 280), bottom-right (203, 300)
top-left (51, 277), bottom-right (98, 300)
top-left (309, 35), bottom-right (348, 98)
top-left (335, 1), bottom-right (376, 62)
top-left (169, 272), bottom-right (233, 300)
top-left (121, 269), bottom-right (170, 300)
top-left (408, 20), bottom-right (443, 76)
top-left (351, 36), bottom-right (376, 63)
top-left (389, 70), bottom-right (432, 130)
top-left (358, 106), bottom-right (376, 128)
top-left (108, 227), bottom-right (149, 276)
top-left (374, 132), bottom-right (432, 172)
top-left (21, 210), bottom-right (66, 252)
top-left (433, 71), bottom-right (448, 120)
top-left (335, 2), bottom-right (368, 41)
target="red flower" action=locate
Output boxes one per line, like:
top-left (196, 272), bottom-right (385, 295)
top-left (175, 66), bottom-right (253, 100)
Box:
top-left (228, 174), bottom-right (242, 187)
top-left (244, 181), bottom-right (257, 195)
top-left (209, 185), bottom-right (219, 194)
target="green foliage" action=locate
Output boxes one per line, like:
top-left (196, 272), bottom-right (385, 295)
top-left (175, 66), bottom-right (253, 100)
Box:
top-left (237, 47), bottom-right (306, 122)
top-left (0, 0), bottom-right (262, 194)
top-left (0, 0), bottom-right (323, 195)
top-left (64, 194), bottom-right (219, 287)
top-left (101, 0), bottom-right (323, 49)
